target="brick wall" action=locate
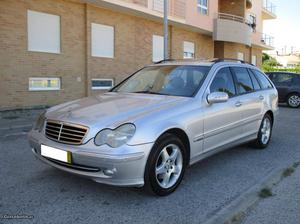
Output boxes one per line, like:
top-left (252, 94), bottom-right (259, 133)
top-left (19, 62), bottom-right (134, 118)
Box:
top-left (219, 0), bottom-right (246, 17)
top-left (0, 0), bottom-right (86, 110)
top-left (0, 0), bottom-right (262, 110)
top-left (170, 26), bottom-right (214, 60)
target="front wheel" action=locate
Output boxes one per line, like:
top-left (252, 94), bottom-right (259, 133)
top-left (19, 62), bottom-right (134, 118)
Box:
top-left (251, 114), bottom-right (273, 149)
top-left (287, 93), bottom-right (300, 108)
top-left (144, 133), bottom-right (187, 196)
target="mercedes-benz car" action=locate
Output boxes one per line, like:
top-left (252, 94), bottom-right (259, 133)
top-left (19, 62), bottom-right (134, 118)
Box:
top-left (28, 59), bottom-right (278, 196)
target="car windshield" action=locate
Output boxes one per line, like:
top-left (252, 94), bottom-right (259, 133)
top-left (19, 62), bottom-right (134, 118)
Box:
top-left (112, 65), bottom-right (211, 97)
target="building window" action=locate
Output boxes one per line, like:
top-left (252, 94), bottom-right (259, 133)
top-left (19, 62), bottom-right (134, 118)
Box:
top-left (237, 52), bottom-right (244, 61)
top-left (152, 35), bottom-right (164, 62)
top-left (153, 0), bottom-right (164, 13)
top-left (29, 77), bottom-right (61, 91)
top-left (91, 79), bottom-right (114, 90)
top-left (183, 41), bottom-right (195, 59)
top-left (247, 13), bottom-right (257, 32)
top-left (91, 23), bottom-right (114, 58)
top-left (252, 55), bottom-right (257, 66)
top-left (197, 0), bottom-right (208, 15)
top-left (27, 10), bottom-right (60, 53)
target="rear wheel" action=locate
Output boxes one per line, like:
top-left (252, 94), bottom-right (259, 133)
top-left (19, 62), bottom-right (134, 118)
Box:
top-left (144, 133), bottom-right (187, 196)
top-left (287, 93), bottom-right (300, 108)
top-left (251, 114), bottom-right (273, 149)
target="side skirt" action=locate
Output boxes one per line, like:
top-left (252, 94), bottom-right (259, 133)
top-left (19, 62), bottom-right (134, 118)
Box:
top-left (189, 133), bottom-right (257, 166)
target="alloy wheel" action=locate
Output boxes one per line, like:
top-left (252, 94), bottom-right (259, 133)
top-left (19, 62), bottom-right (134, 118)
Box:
top-left (288, 95), bottom-right (300, 108)
top-left (261, 117), bottom-right (271, 145)
top-left (155, 144), bottom-right (183, 189)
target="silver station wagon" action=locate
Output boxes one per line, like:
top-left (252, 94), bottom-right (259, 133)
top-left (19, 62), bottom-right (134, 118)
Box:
top-left (28, 59), bottom-right (278, 196)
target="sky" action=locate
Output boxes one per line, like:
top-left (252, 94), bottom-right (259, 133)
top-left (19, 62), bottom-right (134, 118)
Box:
top-left (263, 0), bottom-right (300, 54)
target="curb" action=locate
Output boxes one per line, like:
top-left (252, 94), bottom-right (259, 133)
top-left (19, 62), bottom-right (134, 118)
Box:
top-left (203, 165), bottom-right (290, 224)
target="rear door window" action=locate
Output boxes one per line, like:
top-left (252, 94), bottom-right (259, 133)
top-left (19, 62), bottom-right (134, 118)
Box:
top-left (248, 69), bottom-right (261, 90)
top-left (232, 67), bottom-right (254, 94)
top-left (251, 70), bottom-right (273, 89)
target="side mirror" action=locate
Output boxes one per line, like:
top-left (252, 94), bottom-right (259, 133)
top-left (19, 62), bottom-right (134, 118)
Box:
top-left (207, 92), bottom-right (229, 104)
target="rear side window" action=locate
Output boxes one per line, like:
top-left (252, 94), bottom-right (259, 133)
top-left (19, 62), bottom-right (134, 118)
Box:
top-left (251, 70), bottom-right (273, 89)
top-left (271, 73), bottom-right (293, 84)
top-left (210, 67), bottom-right (236, 97)
top-left (232, 67), bottom-right (254, 94)
top-left (248, 69), bottom-right (261, 90)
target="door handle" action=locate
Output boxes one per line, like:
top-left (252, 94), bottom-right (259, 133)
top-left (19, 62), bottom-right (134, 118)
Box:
top-left (235, 101), bottom-right (242, 107)
top-left (259, 95), bottom-right (264, 100)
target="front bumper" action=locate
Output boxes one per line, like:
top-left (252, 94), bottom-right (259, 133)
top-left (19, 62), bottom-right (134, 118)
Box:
top-left (28, 130), bottom-right (154, 187)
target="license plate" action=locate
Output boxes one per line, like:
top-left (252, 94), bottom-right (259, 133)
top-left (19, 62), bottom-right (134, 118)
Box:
top-left (41, 145), bottom-right (72, 163)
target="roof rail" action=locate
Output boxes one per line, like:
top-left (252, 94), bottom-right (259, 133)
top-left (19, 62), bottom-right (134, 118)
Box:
top-left (211, 58), bottom-right (255, 66)
top-left (154, 59), bottom-right (175, 64)
top-left (211, 58), bottom-right (245, 63)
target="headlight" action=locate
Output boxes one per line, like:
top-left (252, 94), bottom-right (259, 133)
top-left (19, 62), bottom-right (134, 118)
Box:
top-left (94, 123), bottom-right (136, 148)
top-left (33, 111), bottom-right (46, 132)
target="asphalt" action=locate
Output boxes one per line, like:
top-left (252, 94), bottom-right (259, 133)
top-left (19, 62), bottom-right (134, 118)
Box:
top-left (0, 106), bottom-right (299, 224)
top-left (242, 165), bottom-right (300, 224)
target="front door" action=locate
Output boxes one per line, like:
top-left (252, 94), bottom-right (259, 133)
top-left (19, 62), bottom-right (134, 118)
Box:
top-left (203, 67), bottom-right (244, 153)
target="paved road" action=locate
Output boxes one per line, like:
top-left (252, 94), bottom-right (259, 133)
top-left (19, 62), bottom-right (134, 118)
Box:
top-left (242, 164), bottom-right (300, 224)
top-left (1, 107), bottom-right (299, 224)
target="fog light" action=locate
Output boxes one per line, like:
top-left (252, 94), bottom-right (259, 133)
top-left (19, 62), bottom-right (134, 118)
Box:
top-left (103, 168), bottom-right (116, 176)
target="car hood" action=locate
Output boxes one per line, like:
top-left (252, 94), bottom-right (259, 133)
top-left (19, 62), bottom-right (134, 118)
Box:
top-left (46, 92), bottom-right (187, 129)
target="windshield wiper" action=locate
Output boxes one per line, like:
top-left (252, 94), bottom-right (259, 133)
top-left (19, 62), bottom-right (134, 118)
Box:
top-left (133, 91), bottom-right (170, 96)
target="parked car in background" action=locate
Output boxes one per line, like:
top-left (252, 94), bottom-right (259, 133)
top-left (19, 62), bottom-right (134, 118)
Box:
top-left (266, 72), bottom-right (300, 108)
top-left (28, 59), bottom-right (278, 196)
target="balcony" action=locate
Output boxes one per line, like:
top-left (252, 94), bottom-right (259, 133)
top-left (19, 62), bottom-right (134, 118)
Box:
top-left (260, 33), bottom-right (274, 49)
top-left (213, 13), bottom-right (252, 46)
top-left (262, 0), bottom-right (276, 20)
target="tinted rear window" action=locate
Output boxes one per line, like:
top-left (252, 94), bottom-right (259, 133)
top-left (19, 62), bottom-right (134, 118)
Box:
top-left (251, 70), bottom-right (273, 89)
top-left (232, 67), bottom-right (254, 94)
top-left (248, 70), bottom-right (261, 90)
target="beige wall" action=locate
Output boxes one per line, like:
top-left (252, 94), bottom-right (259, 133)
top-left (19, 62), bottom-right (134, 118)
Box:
top-left (185, 0), bottom-right (218, 33)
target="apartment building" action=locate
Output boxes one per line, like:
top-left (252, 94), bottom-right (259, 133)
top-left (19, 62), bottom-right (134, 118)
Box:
top-left (0, 0), bottom-right (276, 110)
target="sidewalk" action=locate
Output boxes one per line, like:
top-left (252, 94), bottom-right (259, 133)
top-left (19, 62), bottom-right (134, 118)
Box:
top-left (0, 109), bottom-right (44, 136)
top-left (242, 164), bottom-right (300, 224)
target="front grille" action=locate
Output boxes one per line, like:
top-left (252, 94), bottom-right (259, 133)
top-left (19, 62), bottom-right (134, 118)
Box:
top-left (45, 120), bottom-right (89, 145)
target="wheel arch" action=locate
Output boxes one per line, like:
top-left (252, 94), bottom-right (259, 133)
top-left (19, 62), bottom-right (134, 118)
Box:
top-left (286, 91), bottom-right (300, 100)
top-left (265, 110), bottom-right (274, 124)
top-left (158, 128), bottom-right (191, 166)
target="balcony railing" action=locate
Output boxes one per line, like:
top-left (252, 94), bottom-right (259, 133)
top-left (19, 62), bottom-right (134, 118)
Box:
top-left (260, 33), bottom-right (274, 48)
top-left (263, 0), bottom-right (276, 15)
top-left (218, 13), bottom-right (246, 23)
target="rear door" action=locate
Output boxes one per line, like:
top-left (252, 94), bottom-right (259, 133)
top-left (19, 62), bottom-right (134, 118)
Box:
top-left (231, 67), bottom-right (263, 136)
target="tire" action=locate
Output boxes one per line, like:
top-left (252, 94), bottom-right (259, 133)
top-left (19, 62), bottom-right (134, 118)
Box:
top-left (287, 93), bottom-right (300, 108)
top-left (251, 114), bottom-right (273, 149)
top-left (144, 133), bottom-right (187, 196)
